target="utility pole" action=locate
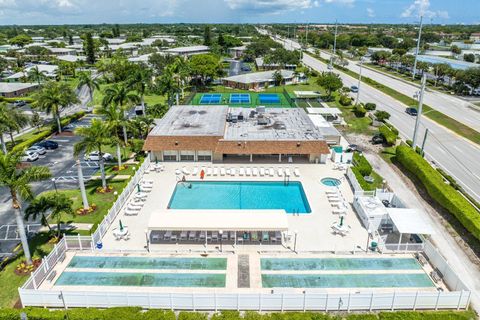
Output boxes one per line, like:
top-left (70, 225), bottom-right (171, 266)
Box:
top-left (412, 15), bottom-right (423, 80)
top-left (412, 74), bottom-right (426, 148)
top-left (305, 22), bottom-right (309, 47)
top-left (420, 128), bottom-right (429, 154)
top-left (355, 58), bottom-right (364, 106)
top-left (330, 20), bottom-right (338, 68)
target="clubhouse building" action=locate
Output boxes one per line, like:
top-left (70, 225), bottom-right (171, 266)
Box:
top-left (143, 105), bottom-right (334, 163)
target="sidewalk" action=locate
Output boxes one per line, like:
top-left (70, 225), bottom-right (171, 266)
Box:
top-left (364, 151), bottom-right (480, 312)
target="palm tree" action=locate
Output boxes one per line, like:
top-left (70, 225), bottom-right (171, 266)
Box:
top-left (0, 151), bottom-right (51, 264)
top-left (34, 82), bottom-right (79, 133)
top-left (102, 83), bottom-right (139, 145)
top-left (0, 103), bottom-right (30, 148)
top-left (96, 103), bottom-right (127, 168)
top-left (127, 65), bottom-right (152, 114)
top-left (25, 193), bottom-right (74, 239)
top-left (171, 57), bottom-right (190, 101)
top-left (27, 66), bottom-right (47, 85)
top-left (74, 119), bottom-right (111, 190)
top-left (77, 71), bottom-right (100, 105)
top-left (156, 66), bottom-right (179, 108)
top-left (0, 104), bottom-right (11, 153)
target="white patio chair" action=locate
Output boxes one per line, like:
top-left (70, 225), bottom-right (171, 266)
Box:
top-left (332, 209), bottom-right (348, 215)
top-left (142, 179), bottom-right (154, 184)
top-left (182, 167), bottom-right (191, 175)
top-left (269, 168), bottom-right (275, 177)
top-left (230, 168), bottom-right (236, 176)
top-left (239, 167), bottom-right (245, 176)
top-left (284, 168), bottom-right (291, 177)
top-left (199, 232), bottom-right (206, 242)
top-left (125, 208), bottom-right (139, 216)
top-left (222, 232), bottom-right (229, 241)
top-left (277, 168), bottom-right (284, 177)
top-left (188, 231), bottom-right (196, 241)
top-left (259, 168), bottom-right (265, 176)
top-left (246, 168), bottom-right (252, 176)
top-left (213, 167), bottom-right (219, 176)
top-left (294, 167), bottom-right (300, 177)
top-left (175, 168), bottom-right (181, 175)
top-left (192, 167), bottom-right (198, 176)
top-left (164, 231), bottom-right (172, 241)
top-left (220, 168), bottom-right (226, 176)
top-left (126, 204), bottom-right (141, 211)
top-left (206, 167), bottom-right (213, 176)
top-left (180, 231), bottom-right (188, 240)
top-left (252, 168), bottom-right (259, 176)
top-left (212, 231), bottom-right (219, 241)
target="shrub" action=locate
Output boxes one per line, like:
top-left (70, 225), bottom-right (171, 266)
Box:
top-left (396, 145), bottom-right (480, 241)
top-left (353, 152), bottom-right (372, 176)
top-left (351, 166), bottom-right (376, 191)
top-left (339, 94), bottom-right (352, 106)
top-left (364, 102), bottom-right (377, 111)
top-left (0, 96), bottom-right (35, 104)
top-left (374, 110), bottom-right (391, 122)
top-left (379, 124), bottom-right (398, 146)
top-left (354, 104), bottom-right (367, 117)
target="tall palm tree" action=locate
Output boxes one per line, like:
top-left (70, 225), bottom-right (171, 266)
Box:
top-left (171, 57), bottom-right (190, 101)
top-left (74, 119), bottom-right (111, 190)
top-left (156, 66), bottom-right (179, 108)
top-left (0, 104), bottom-right (11, 153)
top-left (25, 193), bottom-right (74, 239)
top-left (0, 103), bottom-right (30, 148)
top-left (34, 82), bottom-right (79, 134)
top-left (77, 71), bottom-right (100, 105)
top-left (127, 65), bottom-right (152, 114)
top-left (27, 66), bottom-right (47, 85)
top-left (0, 151), bottom-right (51, 264)
top-left (96, 103), bottom-right (127, 168)
top-left (102, 83), bottom-right (139, 144)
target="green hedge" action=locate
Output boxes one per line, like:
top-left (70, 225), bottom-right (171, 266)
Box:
top-left (365, 102), bottom-right (377, 111)
top-left (353, 152), bottom-right (372, 176)
top-left (0, 309), bottom-right (473, 320)
top-left (354, 104), bottom-right (367, 117)
top-left (396, 144), bottom-right (480, 240)
top-left (0, 97), bottom-right (35, 104)
top-left (11, 111), bottom-right (86, 153)
top-left (339, 94), bottom-right (352, 106)
top-left (379, 124), bottom-right (398, 146)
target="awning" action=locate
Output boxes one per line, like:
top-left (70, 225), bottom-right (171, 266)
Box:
top-left (148, 210), bottom-right (289, 232)
top-left (387, 208), bottom-right (435, 235)
top-left (307, 108), bottom-right (342, 115)
top-left (294, 91), bottom-right (322, 98)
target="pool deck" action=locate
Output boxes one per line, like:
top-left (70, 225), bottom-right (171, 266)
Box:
top-left (101, 161), bottom-right (367, 253)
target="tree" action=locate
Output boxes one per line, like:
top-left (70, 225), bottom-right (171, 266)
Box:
top-left (77, 71), bottom-right (100, 104)
top-left (84, 32), bottom-right (96, 64)
top-left (127, 64), bottom-right (152, 114)
top-left (432, 63), bottom-right (452, 87)
top-left (9, 34), bottom-right (32, 47)
top-left (370, 50), bottom-right (391, 64)
top-left (156, 65), bottom-right (179, 108)
top-left (217, 33), bottom-right (225, 47)
top-left (74, 119), bottom-right (111, 190)
top-left (27, 66), bottom-right (47, 85)
top-left (148, 53), bottom-right (176, 76)
top-left (204, 25), bottom-right (212, 46)
top-left (25, 193), bottom-right (74, 239)
top-left (30, 111), bottom-right (42, 132)
top-left (374, 110), bottom-right (391, 122)
top-left (273, 70), bottom-right (283, 86)
top-left (317, 72), bottom-right (343, 99)
top-left (97, 103), bottom-right (128, 168)
top-left (188, 54), bottom-right (221, 85)
top-left (0, 151), bottom-right (51, 264)
top-left (464, 53), bottom-right (475, 63)
top-left (35, 82), bottom-right (79, 133)
top-left (451, 45), bottom-right (462, 55)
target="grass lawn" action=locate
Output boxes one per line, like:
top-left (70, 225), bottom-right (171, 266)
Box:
top-left (92, 83), bottom-right (168, 108)
top-left (94, 163), bottom-right (137, 177)
top-left (5, 126), bottom-right (52, 151)
top-left (381, 146), bottom-right (397, 164)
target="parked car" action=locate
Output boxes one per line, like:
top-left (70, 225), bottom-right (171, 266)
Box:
top-left (13, 100), bottom-right (27, 107)
top-left (241, 65), bottom-right (251, 72)
top-left (346, 144), bottom-right (360, 152)
top-left (350, 85), bottom-right (359, 93)
top-left (84, 151), bottom-right (114, 161)
top-left (27, 145), bottom-right (46, 155)
top-left (405, 107), bottom-right (418, 116)
top-left (371, 134), bottom-right (385, 145)
top-left (21, 150), bottom-right (39, 162)
top-left (34, 140), bottom-right (59, 150)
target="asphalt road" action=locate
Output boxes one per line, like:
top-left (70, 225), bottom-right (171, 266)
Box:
top-left (271, 34), bottom-right (480, 202)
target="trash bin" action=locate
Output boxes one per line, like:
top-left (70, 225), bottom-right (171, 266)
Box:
top-left (96, 242), bottom-right (103, 249)
top-left (370, 241), bottom-right (378, 252)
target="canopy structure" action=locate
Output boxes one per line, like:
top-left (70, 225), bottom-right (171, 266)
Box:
top-left (294, 91), bottom-right (322, 99)
top-left (307, 108), bottom-right (342, 115)
top-left (387, 208), bottom-right (435, 235)
top-left (148, 209), bottom-right (289, 232)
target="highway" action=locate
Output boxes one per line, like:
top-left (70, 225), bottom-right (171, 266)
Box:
top-left (267, 32), bottom-right (480, 202)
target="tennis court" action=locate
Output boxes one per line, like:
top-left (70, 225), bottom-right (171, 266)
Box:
top-left (199, 94), bottom-right (222, 104)
top-left (230, 93), bottom-right (251, 104)
top-left (259, 93), bottom-right (281, 104)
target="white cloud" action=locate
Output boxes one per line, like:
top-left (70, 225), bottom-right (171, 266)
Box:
top-left (224, 0), bottom-right (317, 14)
top-left (366, 7), bottom-right (375, 18)
top-left (401, 0), bottom-right (449, 20)
top-left (324, 0), bottom-right (355, 5)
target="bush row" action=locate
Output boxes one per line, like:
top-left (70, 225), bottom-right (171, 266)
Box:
top-left (351, 166), bottom-right (375, 191)
top-left (11, 111), bottom-right (86, 153)
top-left (396, 144), bottom-right (480, 240)
top-left (378, 124), bottom-right (398, 146)
top-left (0, 308), bottom-right (474, 320)
top-left (353, 152), bottom-right (372, 176)
top-left (0, 96), bottom-right (35, 104)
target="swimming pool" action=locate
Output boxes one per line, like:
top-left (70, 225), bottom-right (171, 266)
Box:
top-left (321, 178), bottom-right (341, 187)
top-left (168, 181), bottom-right (311, 214)
top-left (261, 258), bottom-right (422, 271)
top-left (68, 256), bottom-right (227, 270)
top-left (262, 273), bottom-right (433, 288)
top-left (56, 272), bottom-right (226, 287)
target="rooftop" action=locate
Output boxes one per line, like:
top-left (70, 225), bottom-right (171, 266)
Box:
top-left (0, 82), bottom-right (37, 93)
top-left (224, 107), bottom-right (325, 141)
top-left (149, 105), bottom-right (228, 137)
top-left (164, 45), bottom-right (209, 53)
top-left (223, 69), bottom-right (295, 85)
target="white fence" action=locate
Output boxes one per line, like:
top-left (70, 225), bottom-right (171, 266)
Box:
top-left (91, 156), bottom-right (151, 245)
top-left (18, 289), bottom-right (470, 311)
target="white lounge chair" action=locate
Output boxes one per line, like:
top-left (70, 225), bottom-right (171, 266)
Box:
top-left (329, 197), bottom-right (342, 203)
top-left (192, 167), bottom-right (198, 176)
top-left (239, 167), bottom-right (245, 176)
top-left (246, 168), bottom-right (252, 176)
top-left (129, 201), bottom-right (143, 209)
top-left (125, 208), bottom-right (139, 216)
top-left (284, 168), bottom-right (291, 177)
top-left (175, 168), bottom-right (181, 175)
top-left (230, 168), bottom-right (236, 176)
top-left (142, 179), bottom-right (154, 184)
top-left (182, 167), bottom-right (191, 175)
top-left (126, 204), bottom-right (141, 211)
top-left (269, 168), bottom-right (275, 177)
top-left (180, 231), bottom-right (188, 241)
top-left (259, 168), bottom-right (265, 176)
top-left (206, 167), bottom-right (213, 176)
top-left (332, 209), bottom-right (348, 215)
top-left (294, 168), bottom-right (300, 177)
top-left (277, 168), bottom-right (284, 177)
top-left (325, 189), bottom-right (339, 194)
top-left (252, 168), bottom-right (259, 176)
top-left (220, 168), bottom-right (226, 176)
top-left (213, 167), bottom-right (219, 176)
top-left (134, 193), bottom-right (147, 201)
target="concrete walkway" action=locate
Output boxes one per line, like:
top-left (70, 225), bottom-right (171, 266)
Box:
top-left (363, 151), bottom-right (480, 312)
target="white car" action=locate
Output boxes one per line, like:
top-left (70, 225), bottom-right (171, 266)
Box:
top-left (27, 145), bottom-right (46, 155)
top-left (84, 151), bottom-right (114, 162)
top-left (21, 151), bottom-right (39, 162)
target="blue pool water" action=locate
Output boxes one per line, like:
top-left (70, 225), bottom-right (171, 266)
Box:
top-left (262, 273), bottom-right (433, 288)
top-left (321, 178), bottom-right (341, 187)
top-left (261, 258), bottom-right (422, 271)
top-left (259, 93), bottom-right (281, 104)
top-left (168, 181), bottom-right (311, 214)
top-left (56, 272), bottom-right (226, 287)
top-left (68, 256), bottom-right (227, 270)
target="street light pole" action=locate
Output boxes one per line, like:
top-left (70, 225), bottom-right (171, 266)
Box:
top-left (219, 230), bottom-right (223, 253)
top-left (412, 74), bottom-right (427, 149)
top-left (330, 20), bottom-right (338, 69)
top-left (293, 230), bottom-right (298, 253)
top-left (412, 15), bottom-right (424, 80)
top-left (355, 58), bottom-right (364, 106)
top-left (51, 178), bottom-right (58, 193)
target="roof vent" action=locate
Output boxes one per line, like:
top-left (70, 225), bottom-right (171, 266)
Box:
top-left (256, 106), bottom-right (266, 114)
top-left (198, 110), bottom-right (207, 114)
top-left (188, 110), bottom-right (197, 115)
top-left (273, 121), bottom-right (286, 130)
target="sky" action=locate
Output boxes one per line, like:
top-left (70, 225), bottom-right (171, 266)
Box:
top-left (0, 0), bottom-right (479, 25)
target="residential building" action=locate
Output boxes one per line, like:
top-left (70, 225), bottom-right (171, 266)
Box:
top-left (163, 45), bottom-right (210, 57)
top-left (255, 57), bottom-right (297, 71)
top-left (222, 69), bottom-right (304, 90)
top-left (0, 82), bottom-right (38, 97)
